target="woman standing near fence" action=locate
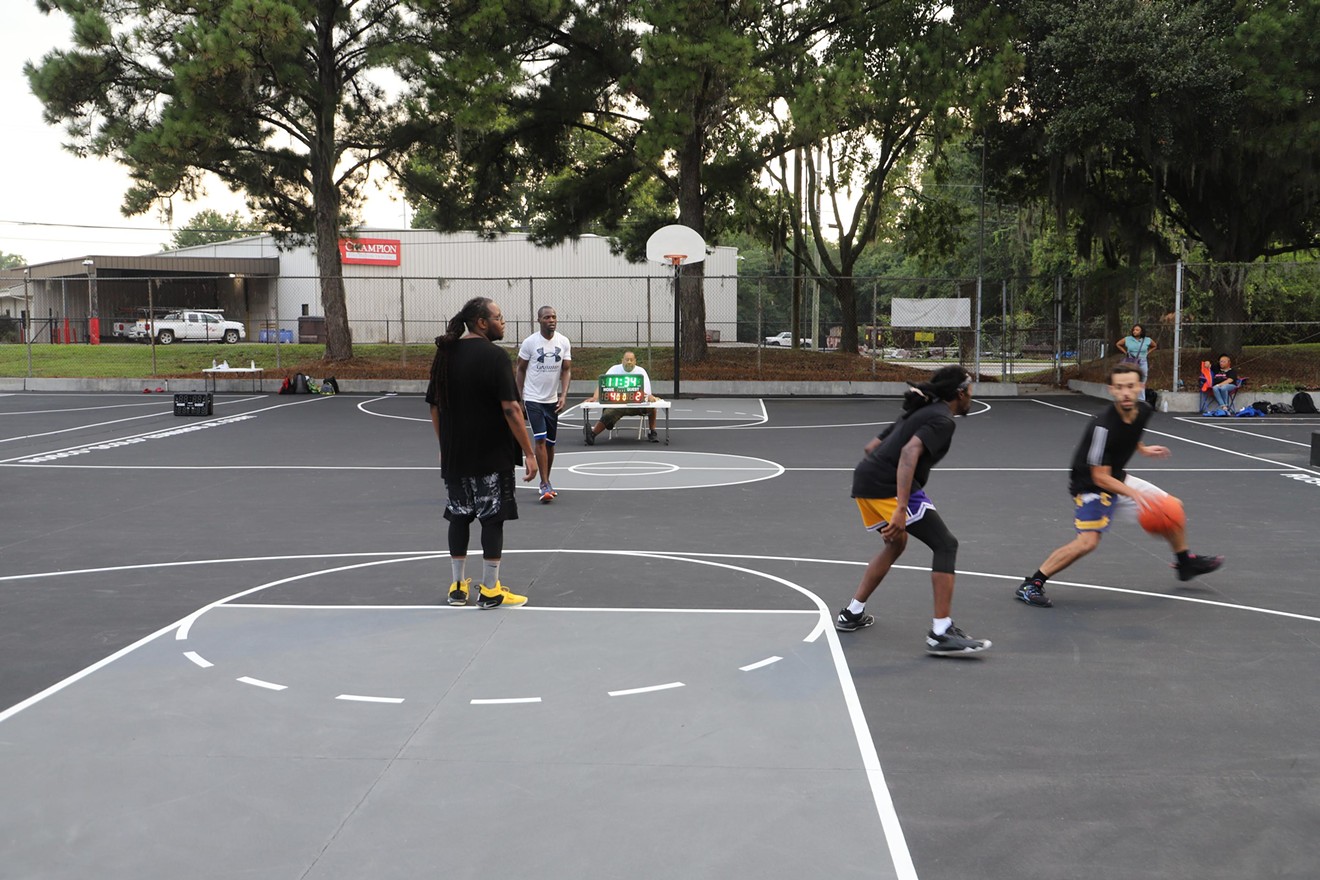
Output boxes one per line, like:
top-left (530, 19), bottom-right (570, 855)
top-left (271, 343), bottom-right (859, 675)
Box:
top-left (1117, 323), bottom-right (1156, 384)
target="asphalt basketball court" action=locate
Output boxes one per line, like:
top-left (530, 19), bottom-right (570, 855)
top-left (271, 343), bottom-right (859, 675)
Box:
top-left (2, 389), bottom-right (1318, 879)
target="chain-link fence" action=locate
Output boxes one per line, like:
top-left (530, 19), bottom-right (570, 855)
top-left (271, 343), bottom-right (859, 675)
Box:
top-left (3, 262), bottom-right (1318, 389)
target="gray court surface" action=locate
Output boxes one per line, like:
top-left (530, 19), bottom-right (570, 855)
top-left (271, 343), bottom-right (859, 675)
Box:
top-left (2, 390), bottom-right (1319, 879)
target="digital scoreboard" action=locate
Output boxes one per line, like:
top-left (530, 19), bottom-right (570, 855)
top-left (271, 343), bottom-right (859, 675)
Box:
top-left (598, 373), bottom-right (646, 404)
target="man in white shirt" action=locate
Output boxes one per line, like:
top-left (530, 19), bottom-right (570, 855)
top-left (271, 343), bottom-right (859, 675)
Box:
top-left (515, 306), bottom-right (572, 502)
top-left (581, 350), bottom-right (661, 444)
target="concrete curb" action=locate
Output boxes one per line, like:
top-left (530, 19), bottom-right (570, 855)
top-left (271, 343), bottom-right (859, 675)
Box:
top-left (1068, 379), bottom-right (1319, 414)
top-left (0, 377), bottom-right (1029, 397)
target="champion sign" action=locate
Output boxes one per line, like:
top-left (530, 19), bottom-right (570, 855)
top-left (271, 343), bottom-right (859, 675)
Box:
top-left (338, 237), bottom-right (402, 266)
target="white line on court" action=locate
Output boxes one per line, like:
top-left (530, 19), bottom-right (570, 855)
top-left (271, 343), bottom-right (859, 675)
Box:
top-left (783, 466), bottom-right (1286, 473)
top-left (236, 676), bottom-right (287, 691)
top-left (470, 697), bottom-right (542, 705)
top-left (338, 694), bottom-right (406, 704)
top-left (1, 400), bottom-right (173, 415)
top-left (803, 616), bottom-right (828, 642)
top-left (1031, 398), bottom-right (1320, 477)
top-left (354, 396), bottom-right (419, 421)
top-left (3, 546), bottom-right (915, 877)
top-left (223, 603), bottom-right (817, 614)
top-left (739, 656), bottom-right (782, 671)
top-left (13, 548), bottom-right (1320, 880)
top-left (1170, 416), bottom-right (1313, 447)
top-left (173, 555), bottom-right (445, 640)
top-left (183, 651), bottom-right (213, 668)
top-left (2, 464), bottom-right (442, 470)
top-left (11, 415), bottom-right (257, 463)
top-left (13, 548), bottom-right (1318, 626)
top-left (622, 551), bottom-right (917, 880)
top-left (0, 408), bottom-right (171, 445)
top-left (0, 618), bottom-right (189, 724)
top-left (0, 395), bottom-right (264, 446)
top-left (0, 395), bottom-right (326, 465)
top-left (608, 682), bottom-right (685, 697)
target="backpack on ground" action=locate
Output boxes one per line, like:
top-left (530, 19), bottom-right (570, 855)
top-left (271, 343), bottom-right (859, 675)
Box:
top-left (278, 376), bottom-right (293, 395)
top-left (292, 373), bottom-right (311, 394)
top-left (320, 376), bottom-right (340, 394)
top-left (1250, 400), bottom-right (1272, 414)
top-left (1269, 402), bottom-right (1295, 415)
top-left (1144, 388), bottom-right (1159, 408)
top-left (1292, 392), bottom-right (1319, 414)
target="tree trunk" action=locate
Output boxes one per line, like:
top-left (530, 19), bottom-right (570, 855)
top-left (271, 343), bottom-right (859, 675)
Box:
top-left (313, 2), bottom-right (352, 362)
top-left (1207, 263), bottom-right (1246, 357)
top-left (314, 186), bottom-right (353, 361)
top-left (677, 130), bottom-right (707, 363)
top-left (835, 274), bottom-right (859, 353)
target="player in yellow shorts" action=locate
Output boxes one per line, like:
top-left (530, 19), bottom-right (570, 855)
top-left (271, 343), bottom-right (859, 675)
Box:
top-left (836, 365), bottom-right (991, 657)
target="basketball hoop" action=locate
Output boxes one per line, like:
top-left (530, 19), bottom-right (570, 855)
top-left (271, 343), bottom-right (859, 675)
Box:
top-left (645, 225), bottom-right (706, 267)
top-left (645, 224), bottom-right (707, 402)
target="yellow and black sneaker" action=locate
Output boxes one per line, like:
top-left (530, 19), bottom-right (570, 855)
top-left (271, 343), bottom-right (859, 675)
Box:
top-left (447, 578), bottom-right (471, 606)
top-left (476, 582), bottom-right (528, 609)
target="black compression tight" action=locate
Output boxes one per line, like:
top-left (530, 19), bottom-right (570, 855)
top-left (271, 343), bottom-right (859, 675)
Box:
top-left (447, 518), bottom-right (505, 559)
top-left (906, 510), bottom-right (959, 574)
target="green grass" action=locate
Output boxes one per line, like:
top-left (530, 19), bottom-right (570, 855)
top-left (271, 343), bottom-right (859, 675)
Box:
top-left (0, 341), bottom-right (667, 380)
top-left (0, 342), bottom-right (331, 379)
top-left (5, 340), bottom-right (1316, 389)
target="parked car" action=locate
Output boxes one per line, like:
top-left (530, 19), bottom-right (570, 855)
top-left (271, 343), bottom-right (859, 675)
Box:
top-left (764, 331), bottom-right (812, 348)
top-left (129, 310), bottom-right (245, 345)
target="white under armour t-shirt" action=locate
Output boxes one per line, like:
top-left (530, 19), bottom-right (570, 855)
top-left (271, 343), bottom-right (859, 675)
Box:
top-left (518, 331), bottom-right (572, 403)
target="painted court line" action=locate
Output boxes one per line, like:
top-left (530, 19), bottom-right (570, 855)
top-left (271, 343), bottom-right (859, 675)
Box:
top-left (608, 682), bottom-right (685, 697)
top-left (236, 676), bottom-right (287, 691)
top-left (25, 548), bottom-right (1319, 880)
top-left (223, 603), bottom-right (816, 615)
top-left (740, 656), bottom-right (782, 672)
top-left (470, 697), bottom-right (542, 705)
top-left (0, 395), bottom-right (324, 465)
top-left (183, 651), bottom-right (213, 668)
top-left (337, 694), bottom-right (406, 704)
top-left (621, 551), bottom-right (916, 880)
top-left (0, 407), bottom-right (173, 446)
top-left (1171, 417), bottom-right (1313, 447)
top-left (1032, 398), bottom-right (1320, 476)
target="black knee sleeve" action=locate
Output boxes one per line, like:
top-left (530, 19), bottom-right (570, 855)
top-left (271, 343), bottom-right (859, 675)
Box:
top-left (480, 519), bottom-right (505, 559)
top-left (908, 511), bottom-right (959, 573)
top-left (447, 518), bottom-right (471, 558)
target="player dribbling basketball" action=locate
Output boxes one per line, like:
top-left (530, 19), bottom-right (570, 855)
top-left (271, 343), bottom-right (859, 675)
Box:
top-left (1015, 363), bottom-right (1223, 608)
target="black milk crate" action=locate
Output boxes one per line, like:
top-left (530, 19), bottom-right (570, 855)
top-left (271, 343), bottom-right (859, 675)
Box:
top-left (173, 392), bottom-right (213, 417)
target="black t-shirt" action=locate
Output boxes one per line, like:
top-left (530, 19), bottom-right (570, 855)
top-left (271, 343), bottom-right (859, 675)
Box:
top-left (1212, 366), bottom-right (1238, 386)
top-left (424, 338), bottom-right (520, 479)
top-left (1068, 401), bottom-right (1153, 495)
top-left (852, 403), bottom-right (957, 498)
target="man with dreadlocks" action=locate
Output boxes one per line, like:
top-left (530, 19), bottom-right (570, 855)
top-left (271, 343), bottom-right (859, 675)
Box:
top-left (835, 365), bottom-right (991, 656)
top-left (426, 297), bottom-right (541, 609)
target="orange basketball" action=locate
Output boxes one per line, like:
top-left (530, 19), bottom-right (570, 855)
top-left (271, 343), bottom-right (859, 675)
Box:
top-left (1138, 494), bottom-right (1186, 535)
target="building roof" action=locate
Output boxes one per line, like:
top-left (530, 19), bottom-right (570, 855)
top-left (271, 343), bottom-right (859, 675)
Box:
top-left (0, 254), bottom-right (279, 283)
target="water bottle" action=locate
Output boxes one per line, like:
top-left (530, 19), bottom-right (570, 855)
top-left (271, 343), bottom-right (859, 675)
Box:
top-left (1160, 397), bottom-right (1168, 412)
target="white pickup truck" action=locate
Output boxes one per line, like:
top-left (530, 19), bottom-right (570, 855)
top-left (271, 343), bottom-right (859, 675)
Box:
top-left (764, 331), bottom-right (812, 348)
top-left (129, 310), bottom-right (245, 345)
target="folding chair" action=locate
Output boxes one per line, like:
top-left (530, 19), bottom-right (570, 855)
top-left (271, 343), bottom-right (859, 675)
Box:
top-left (609, 411), bottom-right (648, 440)
top-left (1200, 361), bottom-right (1247, 416)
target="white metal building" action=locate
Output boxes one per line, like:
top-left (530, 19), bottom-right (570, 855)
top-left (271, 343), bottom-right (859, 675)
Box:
top-left (160, 229), bottom-right (739, 346)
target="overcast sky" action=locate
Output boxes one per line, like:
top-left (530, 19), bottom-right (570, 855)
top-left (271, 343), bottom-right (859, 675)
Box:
top-left (2, 4), bottom-right (410, 267)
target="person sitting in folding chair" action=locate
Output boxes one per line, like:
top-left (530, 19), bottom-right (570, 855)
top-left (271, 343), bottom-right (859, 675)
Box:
top-left (1202, 353), bottom-right (1244, 416)
top-left (581, 351), bottom-right (663, 444)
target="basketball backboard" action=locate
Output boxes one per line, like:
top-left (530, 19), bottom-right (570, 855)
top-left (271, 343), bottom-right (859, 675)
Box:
top-left (645, 225), bottom-right (707, 266)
